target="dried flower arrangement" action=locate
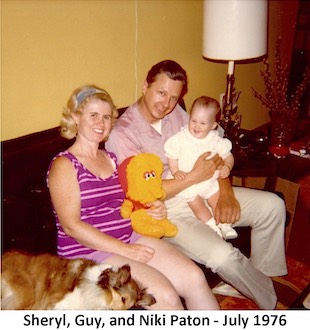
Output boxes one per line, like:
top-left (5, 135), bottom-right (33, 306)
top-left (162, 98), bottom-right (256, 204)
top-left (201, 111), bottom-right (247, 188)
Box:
top-left (252, 37), bottom-right (310, 117)
top-left (252, 38), bottom-right (310, 158)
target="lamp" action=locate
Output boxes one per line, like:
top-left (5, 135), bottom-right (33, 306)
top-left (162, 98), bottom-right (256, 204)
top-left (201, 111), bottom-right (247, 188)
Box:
top-left (202, 0), bottom-right (268, 137)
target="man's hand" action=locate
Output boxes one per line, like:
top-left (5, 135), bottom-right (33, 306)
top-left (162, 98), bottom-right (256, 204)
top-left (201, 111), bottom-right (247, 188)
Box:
top-left (189, 152), bottom-right (223, 184)
top-left (214, 181), bottom-right (240, 224)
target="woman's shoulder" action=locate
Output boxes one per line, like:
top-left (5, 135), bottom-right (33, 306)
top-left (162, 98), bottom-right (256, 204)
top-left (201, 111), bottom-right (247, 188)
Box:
top-left (49, 151), bottom-right (76, 172)
top-left (47, 151), bottom-right (78, 188)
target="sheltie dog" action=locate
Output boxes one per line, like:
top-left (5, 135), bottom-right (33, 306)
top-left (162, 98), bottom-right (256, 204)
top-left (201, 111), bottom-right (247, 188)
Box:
top-left (1, 251), bottom-right (156, 310)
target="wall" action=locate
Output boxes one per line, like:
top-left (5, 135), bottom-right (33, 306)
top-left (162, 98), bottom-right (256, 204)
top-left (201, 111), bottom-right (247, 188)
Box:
top-left (1, 0), bottom-right (299, 141)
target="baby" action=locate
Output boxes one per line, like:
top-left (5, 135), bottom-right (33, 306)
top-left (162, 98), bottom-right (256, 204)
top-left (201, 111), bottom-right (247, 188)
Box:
top-left (164, 96), bottom-right (238, 240)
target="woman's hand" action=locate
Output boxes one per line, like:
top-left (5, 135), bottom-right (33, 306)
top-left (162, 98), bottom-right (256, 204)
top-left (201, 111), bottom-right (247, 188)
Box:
top-left (123, 243), bottom-right (155, 263)
top-left (146, 200), bottom-right (167, 220)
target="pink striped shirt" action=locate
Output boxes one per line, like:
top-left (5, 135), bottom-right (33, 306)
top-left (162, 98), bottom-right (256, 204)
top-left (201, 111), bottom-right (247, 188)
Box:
top-left (105, 101), bottom-right (189, 178)
top-left (47, 151), bottom-right (133, 258)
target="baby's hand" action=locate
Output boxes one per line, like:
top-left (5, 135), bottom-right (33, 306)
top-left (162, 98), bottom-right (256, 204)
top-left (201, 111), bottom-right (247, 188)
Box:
top-left (174, 170), bottom-right (187, 181)
top-left (219, 164), bottom-right (231, 179)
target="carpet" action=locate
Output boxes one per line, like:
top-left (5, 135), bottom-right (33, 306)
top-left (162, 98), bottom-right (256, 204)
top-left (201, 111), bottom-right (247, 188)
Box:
top-left (216, 256), bottom-right (310, 310)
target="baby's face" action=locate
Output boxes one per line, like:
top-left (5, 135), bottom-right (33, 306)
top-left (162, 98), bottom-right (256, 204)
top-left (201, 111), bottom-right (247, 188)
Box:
top-left (188, 105), bottom-right (216, 139)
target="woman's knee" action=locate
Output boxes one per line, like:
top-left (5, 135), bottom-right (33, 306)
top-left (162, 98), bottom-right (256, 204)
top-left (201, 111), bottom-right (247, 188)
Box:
top-left (184, 262), bottom-right (210, 288)
top-left (154, 285), bottom-right (182, 309)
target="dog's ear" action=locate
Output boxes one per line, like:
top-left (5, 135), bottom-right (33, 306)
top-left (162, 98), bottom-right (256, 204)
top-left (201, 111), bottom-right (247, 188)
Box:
top-left (98, 264), bottom-right (132, 289)
top-left (117, 264), bottom-right (131, 285)
top-left (109, 264), bottom-right (131, 289)
top-left (98, 268), bottom-right (114, 289)
top-left (135, 288), bottom-right (156, 307)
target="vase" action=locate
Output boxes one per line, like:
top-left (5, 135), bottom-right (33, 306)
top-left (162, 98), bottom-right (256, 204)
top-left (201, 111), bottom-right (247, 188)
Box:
top-left (269, 112), bottom-right (298, 158)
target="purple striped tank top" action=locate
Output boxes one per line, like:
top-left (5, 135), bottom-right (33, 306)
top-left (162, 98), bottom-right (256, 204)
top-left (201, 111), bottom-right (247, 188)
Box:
top-left (47, 150), bottom-right (133, 258)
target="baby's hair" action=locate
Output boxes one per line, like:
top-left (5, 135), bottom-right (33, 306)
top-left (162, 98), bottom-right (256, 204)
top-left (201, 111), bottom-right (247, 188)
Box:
top-left (191, 96), bottom-right (221, 122)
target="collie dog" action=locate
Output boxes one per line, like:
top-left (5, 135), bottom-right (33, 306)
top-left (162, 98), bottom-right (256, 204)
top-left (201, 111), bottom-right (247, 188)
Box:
top-left (1, 251), bottom-right (155, 310)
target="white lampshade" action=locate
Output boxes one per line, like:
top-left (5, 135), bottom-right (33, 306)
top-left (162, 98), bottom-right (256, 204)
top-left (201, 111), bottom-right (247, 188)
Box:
top-left (203, 0), bottom-right (268, 61)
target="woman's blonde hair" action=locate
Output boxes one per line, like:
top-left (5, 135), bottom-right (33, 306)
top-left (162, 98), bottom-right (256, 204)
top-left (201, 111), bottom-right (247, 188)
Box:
top-left (60, 84), bottom-right (118, 140)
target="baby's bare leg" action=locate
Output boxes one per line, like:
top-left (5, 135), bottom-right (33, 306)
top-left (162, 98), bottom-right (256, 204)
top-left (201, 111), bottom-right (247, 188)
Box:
top-left (188, 194), bottom-right (223, 237)
top-left (207, 191), bottom-right (220, 215)
top-left (188, 195), bottom-right (212, 223)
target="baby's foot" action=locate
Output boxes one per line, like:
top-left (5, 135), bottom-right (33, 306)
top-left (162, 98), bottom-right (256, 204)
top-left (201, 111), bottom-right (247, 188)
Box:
top-left (219, 223), bottom-right (238, 240)
top-left (206, 218), bottom-right (223, 238)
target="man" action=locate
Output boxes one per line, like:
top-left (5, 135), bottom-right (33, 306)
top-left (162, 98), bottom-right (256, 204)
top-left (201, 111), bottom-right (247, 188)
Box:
top-left (106, 60), bottom-right (287, 309)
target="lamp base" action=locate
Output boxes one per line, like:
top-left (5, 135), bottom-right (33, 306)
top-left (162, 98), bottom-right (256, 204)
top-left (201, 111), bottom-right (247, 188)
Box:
top-left (220, 72), bottom-right (241, 139)
top-left (220, 111), bottom-right (242, 141)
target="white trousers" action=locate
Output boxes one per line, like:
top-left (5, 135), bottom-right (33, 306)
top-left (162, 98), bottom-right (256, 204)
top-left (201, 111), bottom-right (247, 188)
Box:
top-left (164, 186), bottom-right (288, 310)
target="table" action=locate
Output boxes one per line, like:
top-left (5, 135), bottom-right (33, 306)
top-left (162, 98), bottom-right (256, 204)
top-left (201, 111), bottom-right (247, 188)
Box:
top-left (231, 120), bottom-right (310, 189)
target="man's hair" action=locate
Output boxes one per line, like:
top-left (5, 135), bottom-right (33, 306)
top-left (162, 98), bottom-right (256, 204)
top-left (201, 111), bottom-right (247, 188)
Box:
top-left (146, 60), bottom-right (188, 99)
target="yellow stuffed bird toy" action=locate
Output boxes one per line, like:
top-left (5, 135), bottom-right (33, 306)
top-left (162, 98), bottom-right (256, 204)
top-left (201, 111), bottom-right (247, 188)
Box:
top-left (118, 153), bottom-right (178, 238)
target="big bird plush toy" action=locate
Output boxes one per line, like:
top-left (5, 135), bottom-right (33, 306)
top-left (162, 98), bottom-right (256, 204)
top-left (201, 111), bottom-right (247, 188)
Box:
top-left (118, 153), bottom-right (178, 238)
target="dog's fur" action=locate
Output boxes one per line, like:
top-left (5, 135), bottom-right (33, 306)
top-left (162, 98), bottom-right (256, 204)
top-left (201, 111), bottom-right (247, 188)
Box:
top-left (1, 251), bottom-right (155, 310)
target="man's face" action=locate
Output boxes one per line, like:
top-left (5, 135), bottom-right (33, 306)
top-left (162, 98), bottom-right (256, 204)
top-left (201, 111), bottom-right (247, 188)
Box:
top-left (141, 73), bottom-right (183, 123)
